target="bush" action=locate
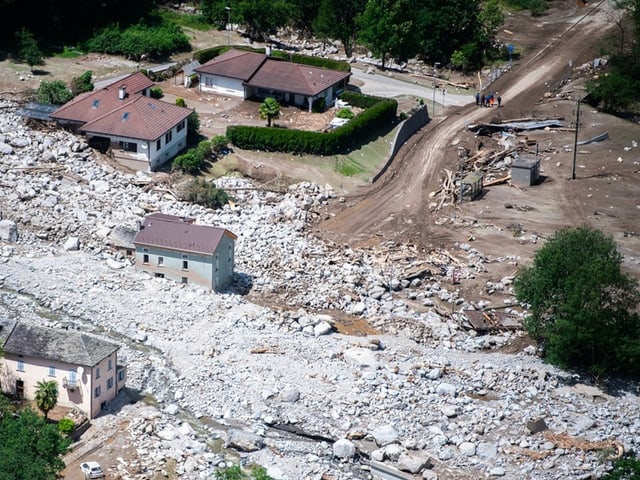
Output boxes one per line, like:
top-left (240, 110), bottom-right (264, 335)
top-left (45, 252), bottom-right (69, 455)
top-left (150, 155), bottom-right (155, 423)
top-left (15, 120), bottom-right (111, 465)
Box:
top-left (336, 108), bottom-right (354, 119)
top-left (182, 179), bottom-right (229, 210)
top-left (86, 21), bottom-right (191, 60)
top-left (603, 454), bottom-right (640, 479)
top-left (173, 151), bottom-right (203, 175)
top-left (175, 97), bottom-right (187, 107)
top-left (514, 225), bottom-right (640, 376)
top-left (214, 465), bottom-right (273, 480)
top-left (150, 87), bottom-right (164, 99)
top-left (70, 70), bottom-right (93, 95)
top-left (57, 418), bottom-right (75, 436)
top-left (211, 135), bottom-right (229, 154)
top-left (37, 80), bottom-right (73, 105)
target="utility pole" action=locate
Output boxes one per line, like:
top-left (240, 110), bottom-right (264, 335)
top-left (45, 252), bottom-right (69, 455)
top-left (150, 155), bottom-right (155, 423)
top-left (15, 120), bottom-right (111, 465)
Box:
top-left (572, 98), bottom-right (581, 180)
top-left (226, 6), bottom-right (231, 45)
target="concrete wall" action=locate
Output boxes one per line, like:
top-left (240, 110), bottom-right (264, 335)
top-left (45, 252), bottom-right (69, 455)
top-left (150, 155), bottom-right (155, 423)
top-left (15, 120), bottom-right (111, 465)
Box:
top-left (199, 74), bottom-right (244, 97)
top-left (372, 106), bottom-right (428, 183)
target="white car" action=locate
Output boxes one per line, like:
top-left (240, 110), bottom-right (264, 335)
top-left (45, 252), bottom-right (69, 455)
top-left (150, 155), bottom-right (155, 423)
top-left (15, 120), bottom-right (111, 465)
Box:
top-left (80, 461), bottom-right (104, 479)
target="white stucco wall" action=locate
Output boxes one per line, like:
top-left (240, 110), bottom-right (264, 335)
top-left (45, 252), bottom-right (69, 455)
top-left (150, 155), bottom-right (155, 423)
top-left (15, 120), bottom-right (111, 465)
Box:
top-left (199, 73), bottom-right (244, 97)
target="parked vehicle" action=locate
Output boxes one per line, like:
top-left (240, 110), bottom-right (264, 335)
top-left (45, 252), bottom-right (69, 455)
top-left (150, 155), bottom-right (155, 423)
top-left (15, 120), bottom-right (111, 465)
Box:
top-left (80, 461), bottom-right (104, 479)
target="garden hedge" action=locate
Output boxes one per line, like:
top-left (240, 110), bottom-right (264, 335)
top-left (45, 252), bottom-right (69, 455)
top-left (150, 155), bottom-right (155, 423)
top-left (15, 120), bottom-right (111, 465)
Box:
top-left (226, 97), bottom-right (397, 155)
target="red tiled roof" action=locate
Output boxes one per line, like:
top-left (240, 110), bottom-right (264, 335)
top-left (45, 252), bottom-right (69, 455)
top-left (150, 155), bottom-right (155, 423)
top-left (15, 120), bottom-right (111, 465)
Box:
top-left (80, 95), bottom-right (192, 142)
top-left (51, 72), bottom-right (154, 124)
top-left (245, 59), bottom-right (351, 96)
top-left (133, 213), bottom-right (237, 256)
top-left (195, 49), bottom-right (266, 80)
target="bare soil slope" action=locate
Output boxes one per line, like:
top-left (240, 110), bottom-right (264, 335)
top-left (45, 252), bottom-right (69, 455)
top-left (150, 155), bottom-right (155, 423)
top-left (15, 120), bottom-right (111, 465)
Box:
top-left (315, 1), bottom-right (640, 295)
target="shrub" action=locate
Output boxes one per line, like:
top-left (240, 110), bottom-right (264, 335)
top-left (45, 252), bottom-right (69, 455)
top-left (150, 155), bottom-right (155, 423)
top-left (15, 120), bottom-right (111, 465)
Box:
top-left (211, 135), bottom-right (229, 154)
top-left (57, 418), bottom-right (75, 436)
top-left (175, 97), bottom-right (187, 107)
top-left (603, 454), bottom-right (640, 479)
top-left (183, 179), bottom-right (229, 210)
top-left (173, 151), bottom-right (203, 175)
top-left (336, 108), bottom-right (354, 119)
top-left (16, 28), bottom-right (44, 68)
top-left (514, 225), bottom-right (640, 376)
top-left (37, 80), bottom-right (73, 105)
top-left (312, 97), bottom-right (326, 113)
top-left (150, 87), bottom-right (164, 99)
top-left (70, 70), bottom-right (93, 96)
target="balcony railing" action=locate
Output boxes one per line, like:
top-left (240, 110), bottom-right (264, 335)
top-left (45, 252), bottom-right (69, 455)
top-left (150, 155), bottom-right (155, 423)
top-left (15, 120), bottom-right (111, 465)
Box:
top-left (62, 377), bottom-right (78, 390)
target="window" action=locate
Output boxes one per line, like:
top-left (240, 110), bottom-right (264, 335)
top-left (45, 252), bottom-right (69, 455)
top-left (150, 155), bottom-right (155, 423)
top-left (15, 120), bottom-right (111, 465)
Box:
top-left (143, 254), bottom-right (149, 264)
top-left (48, 366), bottom-right (56, 377)
top-left (177, 120), bottom-right (185, 132)
top-left (182, 260), bottom-right (188, 270)
top-left (118, 141), bottom-right (138, 153)
top-left (95, 367), bottom-right (100, 379)
top-left (158, 256), bottom-right (164, 266)
top-left (156, 138), bottom-right (161, 150)
top-left (107, 377), bottom-right (114, 389)
top-left (118, 370), bottom-right (125, 381)
top-left (108, 359), bottom-right (113, 371)
top-left (69, 370), bottom-right (77, 387)
top-left (181, 277), bottom-right (188, 284)
top-left (165, 131), bottom-right (172, 143)
top-left (94, 386), bottom-right (101, 398)
top-left (17, 359), bottom-right (24, 372)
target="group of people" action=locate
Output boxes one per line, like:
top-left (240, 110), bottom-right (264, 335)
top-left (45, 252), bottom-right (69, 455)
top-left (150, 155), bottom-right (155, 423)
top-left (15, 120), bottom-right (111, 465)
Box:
top-left (475, 92), bottom-right (501, 107)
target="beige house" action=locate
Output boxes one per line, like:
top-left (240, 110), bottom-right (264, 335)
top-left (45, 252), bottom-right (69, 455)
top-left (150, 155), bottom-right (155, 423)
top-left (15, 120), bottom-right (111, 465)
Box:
top-left (0, 317), bottom-right (126, 419)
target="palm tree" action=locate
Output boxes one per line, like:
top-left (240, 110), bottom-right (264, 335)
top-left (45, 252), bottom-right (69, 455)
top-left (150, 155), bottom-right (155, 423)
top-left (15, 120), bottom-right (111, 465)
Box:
top-left (258, 97), bottom-right (280, 127)
top-left (35, 380), bottom-right (58, 420)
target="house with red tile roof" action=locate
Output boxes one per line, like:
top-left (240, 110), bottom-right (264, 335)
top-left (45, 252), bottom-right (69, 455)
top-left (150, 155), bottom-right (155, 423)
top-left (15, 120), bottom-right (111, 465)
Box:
top-left (50, 72), bottom-right (192, 172)
top-left (132, 213), bottom-right (237, 291)
top-left (195, 49), bottom-right (351, 111)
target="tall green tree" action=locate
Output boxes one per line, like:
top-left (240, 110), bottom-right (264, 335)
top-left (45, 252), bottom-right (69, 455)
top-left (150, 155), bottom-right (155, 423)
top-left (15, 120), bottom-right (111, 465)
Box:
top-left (236, 0), bottom-right (294, 42)
top-left (258, 97), bottom-right (281, 127)
top-left (414, 0), bottom-right (482, 65)
top-left (15, 28), bottom-right (44, 70)
top-left (312, 0), bottom-right (366, 56)
top-left (0, 408), bottom-right (70, 480)
top-left (514, 225), bottom-right (640, 375)
top-left (34, 380), bottom-right (58, 420)
top-left (357, 0), bottom-right (415, 68)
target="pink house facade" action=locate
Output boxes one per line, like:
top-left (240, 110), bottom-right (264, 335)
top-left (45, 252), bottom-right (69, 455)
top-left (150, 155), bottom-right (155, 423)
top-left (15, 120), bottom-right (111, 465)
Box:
top-left (0, 318), bottom-right (126, 419)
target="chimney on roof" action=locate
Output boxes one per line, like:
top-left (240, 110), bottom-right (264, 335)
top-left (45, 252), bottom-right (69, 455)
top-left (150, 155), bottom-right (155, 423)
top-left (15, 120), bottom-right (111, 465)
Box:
top-left (265, 45), bottom-right (271, 56)
top-left (136, 220), bottom-right (142, 231)
top-left (119, 85), bottom-right (127, 100)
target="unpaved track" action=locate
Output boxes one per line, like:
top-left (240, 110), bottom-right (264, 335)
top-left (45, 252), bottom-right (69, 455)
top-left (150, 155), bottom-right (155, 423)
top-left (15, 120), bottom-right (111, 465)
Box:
top-left (317, 2), bottom-right (613, 249)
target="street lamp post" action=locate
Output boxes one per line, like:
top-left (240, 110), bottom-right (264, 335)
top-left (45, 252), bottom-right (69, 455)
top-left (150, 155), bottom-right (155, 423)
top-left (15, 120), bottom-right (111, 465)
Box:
top-left (225, 6), bottom-right (231, 45)
top-left (431, 62), bottom-right (440, 118)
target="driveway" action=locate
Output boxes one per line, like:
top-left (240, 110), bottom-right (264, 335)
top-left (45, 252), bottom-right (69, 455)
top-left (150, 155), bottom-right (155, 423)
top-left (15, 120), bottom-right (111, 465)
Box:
top-left (350, 66), bottom-right (475, 108)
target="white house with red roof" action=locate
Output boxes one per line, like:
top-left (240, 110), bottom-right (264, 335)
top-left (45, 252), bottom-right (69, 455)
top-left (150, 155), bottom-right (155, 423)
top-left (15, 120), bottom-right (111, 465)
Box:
top-left (195, 49), bottom-right (351, 111)
top-left (50, 72), bottom-right (192, 172)
top-left (132, 213), bottom-right (237, 291)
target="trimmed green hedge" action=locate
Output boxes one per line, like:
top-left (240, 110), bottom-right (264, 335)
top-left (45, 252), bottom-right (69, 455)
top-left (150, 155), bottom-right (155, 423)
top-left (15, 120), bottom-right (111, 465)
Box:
top-left (192, 47), bottom-right (350, 72)
top-left (226, 97), bottom-right (397, 155)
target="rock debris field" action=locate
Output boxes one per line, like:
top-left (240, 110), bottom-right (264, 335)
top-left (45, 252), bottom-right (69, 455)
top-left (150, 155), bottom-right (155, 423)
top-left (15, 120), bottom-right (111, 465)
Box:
top-left (0, 100), bottom-right (639, 480)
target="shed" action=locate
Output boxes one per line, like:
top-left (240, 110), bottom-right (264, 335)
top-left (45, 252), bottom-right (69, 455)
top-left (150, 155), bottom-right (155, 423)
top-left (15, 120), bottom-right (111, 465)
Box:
top-left (511, 155), bottom-right (540, 186)
top-left (460, 171), bottom-right (483, 201)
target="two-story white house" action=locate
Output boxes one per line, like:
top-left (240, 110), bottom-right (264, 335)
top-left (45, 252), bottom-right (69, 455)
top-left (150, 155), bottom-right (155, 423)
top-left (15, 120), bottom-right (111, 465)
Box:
top-left (0, 317), bottom-right (126, 419)
top-left (50, 71), bottom-right (192, 172)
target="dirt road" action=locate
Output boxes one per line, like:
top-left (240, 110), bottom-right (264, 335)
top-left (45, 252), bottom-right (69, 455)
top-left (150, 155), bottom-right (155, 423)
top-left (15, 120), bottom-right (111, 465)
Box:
top-left (317, 1), bottom-right (619, 249)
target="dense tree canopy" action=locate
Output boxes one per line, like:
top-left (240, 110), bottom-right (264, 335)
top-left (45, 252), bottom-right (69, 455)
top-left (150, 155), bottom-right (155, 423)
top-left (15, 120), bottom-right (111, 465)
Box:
top-left (514, 225), bottom-right (640, 376)
top-left (0, 407), bottom-right (70, 480)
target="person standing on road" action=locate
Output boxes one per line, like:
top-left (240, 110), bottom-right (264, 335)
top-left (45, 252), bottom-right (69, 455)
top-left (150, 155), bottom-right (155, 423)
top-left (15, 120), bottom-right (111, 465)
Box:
top-left (497, 95), bottom-right (502, 107)
top-left (480, 94), bottom-right (485, 108)
top-left (475, 92), bottom-right (480, 106)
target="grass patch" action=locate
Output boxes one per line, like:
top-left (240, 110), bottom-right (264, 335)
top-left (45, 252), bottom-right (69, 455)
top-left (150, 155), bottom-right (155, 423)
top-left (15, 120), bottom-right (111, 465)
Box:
top-left (53, 47), bottom-right (84, 59)
top-left (335, 156), bottom-right (366, 177)
top-left (158, 9), bottom-right (212, 31)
